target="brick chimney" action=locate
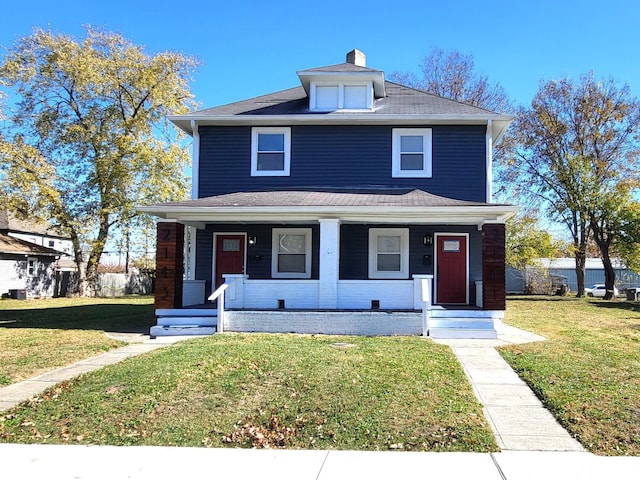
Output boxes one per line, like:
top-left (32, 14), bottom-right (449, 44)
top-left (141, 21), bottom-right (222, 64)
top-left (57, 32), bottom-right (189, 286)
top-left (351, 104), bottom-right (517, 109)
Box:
top-left (346, 49), bottom-right (366, 67)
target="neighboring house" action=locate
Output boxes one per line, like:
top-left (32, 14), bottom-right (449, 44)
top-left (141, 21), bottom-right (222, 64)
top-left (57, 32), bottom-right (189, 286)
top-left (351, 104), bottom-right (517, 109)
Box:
top-left (0, 210), bottom-right (73, 299)
top-left (507, 258), bottom-right (640, 294)
top-left (0, 210), bottom-right (73, 256)
top-left (141, 49), bottom-right (518, 338)
top-left (0, 233), bottom-right (63, 298)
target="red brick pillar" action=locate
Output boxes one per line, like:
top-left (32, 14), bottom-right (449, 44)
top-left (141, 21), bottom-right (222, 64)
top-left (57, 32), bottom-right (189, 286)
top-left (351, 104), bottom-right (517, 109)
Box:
top-left (155, 221), bottom-right (184, 310)
top-left (482, 223), bottom-right (506, 310)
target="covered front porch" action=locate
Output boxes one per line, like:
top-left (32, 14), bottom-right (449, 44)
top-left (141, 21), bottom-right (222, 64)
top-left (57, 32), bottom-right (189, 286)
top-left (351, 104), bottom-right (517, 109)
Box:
top-left (144, 189), bottom-right (515, 339)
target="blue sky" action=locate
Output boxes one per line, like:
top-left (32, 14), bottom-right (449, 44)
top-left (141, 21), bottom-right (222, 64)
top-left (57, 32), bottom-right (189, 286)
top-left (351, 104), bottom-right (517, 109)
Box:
top-left (2, 0), bottom-right (639, 111)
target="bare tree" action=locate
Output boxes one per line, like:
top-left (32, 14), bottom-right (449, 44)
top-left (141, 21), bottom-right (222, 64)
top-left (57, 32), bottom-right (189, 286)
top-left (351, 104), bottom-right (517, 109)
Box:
top-left (389, 47), bottom-right (513, 112)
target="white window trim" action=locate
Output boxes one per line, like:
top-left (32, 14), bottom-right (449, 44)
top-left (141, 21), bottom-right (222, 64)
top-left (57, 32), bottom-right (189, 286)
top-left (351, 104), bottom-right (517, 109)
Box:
top-left (251, 127), bottom-right (291, 177)
top-left (368, 228), bottom-right (409, 279)
top-left (271, 228), bottom-right (312, 279)
top-left (310, 81), bottom-right (373, 111)
top-left (392, 128), bottom-right (433, 178)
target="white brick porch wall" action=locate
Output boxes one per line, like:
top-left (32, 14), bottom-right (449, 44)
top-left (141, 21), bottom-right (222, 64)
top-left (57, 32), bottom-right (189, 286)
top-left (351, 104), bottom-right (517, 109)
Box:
top-left (221, 275), bottom-right (433, 310)
top-left (224, 310), bottom-right (422, 336)
top-left (336, 280), bottom-right (414, 309)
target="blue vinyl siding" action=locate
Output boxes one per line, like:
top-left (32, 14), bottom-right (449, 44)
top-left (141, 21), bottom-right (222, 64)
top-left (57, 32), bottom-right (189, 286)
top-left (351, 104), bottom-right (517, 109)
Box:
top-left (198, 125), bottom-right (487, 201)
top-left (196, 223), bottom-right (481, 303)
top-left (340, 224), bottom-right (482, 304)
top-left (195, 224), bottom-right (320, 296)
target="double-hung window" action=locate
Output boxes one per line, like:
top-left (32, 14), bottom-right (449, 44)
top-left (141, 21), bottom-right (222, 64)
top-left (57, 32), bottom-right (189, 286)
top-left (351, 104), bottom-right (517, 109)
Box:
top-left (271, 228), bottom-right (312, 279)
top-left (368, 228), bottom-right (409, 279)
top-left (392, 128), bottom-right (432, 178)
top-left (251, 127), bottom-right (291, 176)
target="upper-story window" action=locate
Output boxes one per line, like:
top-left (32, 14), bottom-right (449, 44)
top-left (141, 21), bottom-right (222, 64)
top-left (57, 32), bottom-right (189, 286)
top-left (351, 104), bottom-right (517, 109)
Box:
top-left (392, 128), bottom-right (433, 178)
top-left (251, 127), bottom-right (291, 176)
top-left (310, 82), bottom-right (372, 111)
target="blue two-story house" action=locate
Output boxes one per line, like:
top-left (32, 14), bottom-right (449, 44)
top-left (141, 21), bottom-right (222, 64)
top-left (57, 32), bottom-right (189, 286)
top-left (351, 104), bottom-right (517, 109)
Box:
top-left (142, 50), bottom-right (517, 338)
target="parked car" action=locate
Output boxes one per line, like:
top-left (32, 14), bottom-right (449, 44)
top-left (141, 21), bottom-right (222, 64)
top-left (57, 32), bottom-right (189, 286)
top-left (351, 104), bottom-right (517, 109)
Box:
top-left (585, 284), bottom-right (619, 297)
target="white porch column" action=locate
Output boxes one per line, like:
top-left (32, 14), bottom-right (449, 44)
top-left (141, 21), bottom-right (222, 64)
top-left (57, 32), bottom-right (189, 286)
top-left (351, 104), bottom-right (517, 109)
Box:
top-left (319, 218), bottom-right (340, 308)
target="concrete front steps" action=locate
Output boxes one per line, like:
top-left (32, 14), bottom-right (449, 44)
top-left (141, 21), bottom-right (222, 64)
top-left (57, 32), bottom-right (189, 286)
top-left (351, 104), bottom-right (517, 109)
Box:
top-left (427, 309), bottom-right (500, 339)
top-left (150, 309), bottom-right (217, 337)
top-left (150, 308), bottom-right (501, 339)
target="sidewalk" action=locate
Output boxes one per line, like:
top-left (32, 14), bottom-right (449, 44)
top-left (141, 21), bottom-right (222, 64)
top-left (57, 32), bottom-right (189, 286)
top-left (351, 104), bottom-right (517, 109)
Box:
top-left (1, 443), bottom-right (639, 480)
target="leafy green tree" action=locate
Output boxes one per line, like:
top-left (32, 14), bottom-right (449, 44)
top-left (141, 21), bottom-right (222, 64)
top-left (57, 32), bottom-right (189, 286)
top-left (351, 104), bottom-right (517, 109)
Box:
top-left (0, 27), bottom-right (198, 295)
top-left (614, 201), bottom-right (640, 273)
top-left (499, 73), bottom-right (640, 297)
top-left (506, 214), bottom-right (562, 292)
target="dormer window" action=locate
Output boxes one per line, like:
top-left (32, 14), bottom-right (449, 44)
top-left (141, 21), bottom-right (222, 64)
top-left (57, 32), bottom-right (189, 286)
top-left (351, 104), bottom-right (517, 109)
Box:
top-left (310, 82), bottom-right (373, 111)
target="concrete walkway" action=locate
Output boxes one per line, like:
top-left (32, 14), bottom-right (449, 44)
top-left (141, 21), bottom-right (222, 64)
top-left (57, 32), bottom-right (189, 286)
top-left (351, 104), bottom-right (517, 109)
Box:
top-left (0, 334), bottom-right (187, 412)
top-left (435, 323), bottom-right (585, 452)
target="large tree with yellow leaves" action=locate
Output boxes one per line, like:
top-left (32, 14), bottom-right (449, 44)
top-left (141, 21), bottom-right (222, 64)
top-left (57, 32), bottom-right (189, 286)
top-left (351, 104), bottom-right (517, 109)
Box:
top-left (0, 28), bottom-right (198, 295)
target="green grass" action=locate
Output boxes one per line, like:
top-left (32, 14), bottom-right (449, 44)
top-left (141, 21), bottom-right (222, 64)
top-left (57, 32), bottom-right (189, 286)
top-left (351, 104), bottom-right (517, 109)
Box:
top-left (0, 334), bottom-right (497, 452)
top-left (0, 296), bottom-right (156, 385)
top-left (499, 296), bottom-right (640, 456)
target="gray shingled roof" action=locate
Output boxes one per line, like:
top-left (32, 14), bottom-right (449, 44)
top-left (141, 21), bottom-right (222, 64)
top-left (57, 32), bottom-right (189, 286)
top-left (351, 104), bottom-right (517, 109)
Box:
top-left (157, 189), bottom-right (496, 208)
top-left (0, 210), bottom-right (69, 239)
top-left (297, 62), bottom-right (382, 73)
top-left (187, 81), bottom-right (499, 118)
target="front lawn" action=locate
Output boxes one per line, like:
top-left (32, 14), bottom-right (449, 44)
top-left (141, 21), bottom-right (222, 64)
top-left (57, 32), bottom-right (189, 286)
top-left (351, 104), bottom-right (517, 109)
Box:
top-left (499, 296), bottom-right (640, 455)
top-left (0, 296), bottom-right (155, 385)
top-left (0, 334), bottom-right (497, 452)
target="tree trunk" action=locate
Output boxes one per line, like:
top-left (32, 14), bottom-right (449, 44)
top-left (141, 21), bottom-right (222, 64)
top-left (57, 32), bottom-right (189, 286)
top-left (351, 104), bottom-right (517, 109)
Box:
top-left (572, 211), bottom-right (590, 297)
top-left (75, 249), bottom-right (88, 297)
top-left (66, 227), bottom-right (88, 297)
top-left (601, 253), bottom-right (617, 300)
top-left (590, 217), bottom-right (617, 300)
top-left (575, 247), bottom-right (587, 298)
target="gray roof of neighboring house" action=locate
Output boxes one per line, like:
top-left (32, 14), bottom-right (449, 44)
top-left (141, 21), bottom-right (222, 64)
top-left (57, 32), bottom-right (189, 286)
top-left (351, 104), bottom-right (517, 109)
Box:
top-left (0, 232), bottom-right (63, 257)
top-left (155, 188), bottom-right (500, 208)
top-left (0, 210), bottom-right (69, 239)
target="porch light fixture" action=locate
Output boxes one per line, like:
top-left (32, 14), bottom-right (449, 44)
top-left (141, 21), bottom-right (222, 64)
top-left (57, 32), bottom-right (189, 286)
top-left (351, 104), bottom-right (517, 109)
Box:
top-left (248, 236), bottom-right (257, 246)
top-left (423, 234), bottom-right (433, 246)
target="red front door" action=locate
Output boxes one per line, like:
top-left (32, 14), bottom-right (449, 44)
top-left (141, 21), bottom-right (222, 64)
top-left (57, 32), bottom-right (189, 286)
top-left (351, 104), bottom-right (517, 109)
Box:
top-left (215, 235), bottom-right (245, 288)
top-left (436, 235), bottom-right (467, 304)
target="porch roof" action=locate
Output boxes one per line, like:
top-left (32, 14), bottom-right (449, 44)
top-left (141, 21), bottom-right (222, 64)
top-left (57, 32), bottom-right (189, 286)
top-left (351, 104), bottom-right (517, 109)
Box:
top-left (140, 189), bottom-right (518, 226)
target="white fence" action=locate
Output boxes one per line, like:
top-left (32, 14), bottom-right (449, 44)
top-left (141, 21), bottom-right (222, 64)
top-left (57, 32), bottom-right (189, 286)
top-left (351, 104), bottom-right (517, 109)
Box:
top-left (93, 272), bottom-right (154, 297)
